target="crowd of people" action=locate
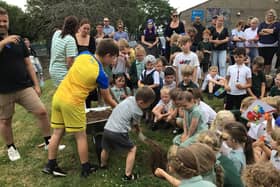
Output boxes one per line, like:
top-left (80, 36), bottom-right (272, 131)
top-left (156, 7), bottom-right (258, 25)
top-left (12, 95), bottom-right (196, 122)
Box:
top-left (1, 4), bottom-right (280, 186)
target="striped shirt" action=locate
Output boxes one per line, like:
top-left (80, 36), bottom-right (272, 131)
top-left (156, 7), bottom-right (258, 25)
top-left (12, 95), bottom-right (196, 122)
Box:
top-left (49, 30), bottom-right (77, 86)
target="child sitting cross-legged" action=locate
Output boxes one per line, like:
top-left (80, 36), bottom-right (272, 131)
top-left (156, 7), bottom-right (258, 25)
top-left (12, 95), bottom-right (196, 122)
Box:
top-left (201, 66), bottom-right (225, 99)
top-left (163, 66), bottom-right (176, 90)
top-left (100, 87), bottom-right (155, 181)
top-left (151, 87), bottom-right (174, 130)
top-left (110, 73), bottom-right (132, 103)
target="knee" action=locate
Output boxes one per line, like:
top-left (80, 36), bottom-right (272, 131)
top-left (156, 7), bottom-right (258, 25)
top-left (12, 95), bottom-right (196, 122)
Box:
top-left (33, 107), bottom-right (48, 117)
top-left (130, 146), bottom-right (137, 153)
top-left (0, 118), bottom-right (12, 126)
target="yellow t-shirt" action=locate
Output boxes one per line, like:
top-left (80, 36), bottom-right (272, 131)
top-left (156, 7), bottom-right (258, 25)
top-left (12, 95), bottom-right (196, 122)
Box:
top-left (55, 51), bottom-right (108, 105)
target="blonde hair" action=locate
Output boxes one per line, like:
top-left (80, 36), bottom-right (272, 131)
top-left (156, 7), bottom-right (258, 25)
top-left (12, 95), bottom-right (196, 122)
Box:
top-left (210, 110), bottom-right (235, 131)
top-left (197, 130), bottom-right (221, 152)
top-left (209, 66), bottom-right (218, 72)
top-left (261, 96), bottom-right (278, 109)
top-left (271, 127), bottom-right (280, 152)
top-left (170, 33), bottom-right (180, 46)
top-left (242, 162), bottom-right (280, 187)
top-left (265, 9), bottom-right (277, 21)
top-left (118, 39), bottom-right (129, 50)
top-left (240, 96), bottom-right (256, 111)
top-left (181, 65), bottom-right (194, 76)
top-left (160, 87), bottom-right (170, 95)
top-left (178, 35), bottom-right (192, 47)
top-left (250, 17), bottom-right (259, 24)
top-left (135, 44), bottom-right (146, 55)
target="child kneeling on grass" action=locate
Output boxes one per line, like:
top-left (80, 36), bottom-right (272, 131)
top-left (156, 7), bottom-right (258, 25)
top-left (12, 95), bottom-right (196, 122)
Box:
top-left (100, 86), bottom-right (155, 181)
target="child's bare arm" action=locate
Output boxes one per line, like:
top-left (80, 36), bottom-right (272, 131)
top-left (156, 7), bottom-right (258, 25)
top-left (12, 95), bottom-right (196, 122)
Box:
top-left (192, 66), bottom-right (198, 83)
top-left (154, 168), bottom-right (181, 187)
top-left (224, 75), bottom-right (231, 91)
top-left (247, 88), bottom-right (257, 98)
top-left (187, 118), bottom-right (199, 137)
top-left (260, 82), bottom-right (266, 98)
top-left (152, 105), bottom-right (164, 117)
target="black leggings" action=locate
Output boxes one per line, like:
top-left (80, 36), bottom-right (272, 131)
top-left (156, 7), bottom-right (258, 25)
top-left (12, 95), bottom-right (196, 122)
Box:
top-left (258, 47), bottom-right (277, 66)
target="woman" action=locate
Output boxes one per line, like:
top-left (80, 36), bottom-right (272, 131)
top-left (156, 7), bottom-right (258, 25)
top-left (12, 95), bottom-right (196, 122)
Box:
top-left (231, 20), bottom-right (246, 48)
top-left (75, 18), bottom-right (97, 108)
top-left (244, 17), bottom-right (259, 63)
top-left (113, 21), bottom-right (129, 41)
top-left (95, 22), bottom-right (105, 44)
top-left (164, 10), bottom-right (185, 62)
top-left (141, 19), bottom-right (159, 57)
top-left (49, 16), bottom-right (78, 87)
top-left (75, 18), bottom-right (96, 54)
top-left (258, 9), bottom-right (280, 74)
top-left (210, 15), bottom-right (229, 77)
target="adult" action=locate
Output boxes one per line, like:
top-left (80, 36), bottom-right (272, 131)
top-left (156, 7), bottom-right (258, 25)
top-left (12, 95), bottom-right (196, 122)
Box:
top-left (164, 10), bottom-right (185, 62)
top-left (43, 39), bottom-right (118, 177)
top-left (95, 22), bottom-right (105, 44)
top-left (103, 17), bottom-right (115, 38)
top-left (113, 21), bottom-right (129, 41)
top-left (141, 19), bottom-right (159, 57)
top-left (258, 9), bottom-right (279, 74)
top-left (244, 17), bottom-right (259, 63)
top-left (231, 20), bottom-right (246, 48)
top-left (192, 16), bottom-right (205, 51)
top-left (0, 7), bottom-right (51, 161)
top-left (75, 18), bottom-right (97, 108)
top-left (49, 16), bottom-right (78, 87)
top-left (208, 15), bottom-right (217, 34)
top-left (244, 16), bottom-right (253, 30)
top-left (75, 18), bottom-right (96, 54)
top-left (210, 15), bottom-right (229, 77)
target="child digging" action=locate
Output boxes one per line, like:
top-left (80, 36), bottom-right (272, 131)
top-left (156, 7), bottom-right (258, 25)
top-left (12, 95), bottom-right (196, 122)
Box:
top-left (100, 86), bottom-right (155, 181)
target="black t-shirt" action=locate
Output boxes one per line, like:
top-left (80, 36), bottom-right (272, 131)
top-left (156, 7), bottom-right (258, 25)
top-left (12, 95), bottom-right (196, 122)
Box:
top-left (211, 27), bottom-right (229, 50)
top-left (197, 41), bottom-right (212, 63)
top-left (0, 37), bottom-right (32, 93)
top-left (251, 71), bottom-right (266, 97)
top-left (142, 30), bottom-right (158, 43)
top-left (164, 21), bottom-right (185, 38)
top-left (77, 36), bottom-right (96, 54)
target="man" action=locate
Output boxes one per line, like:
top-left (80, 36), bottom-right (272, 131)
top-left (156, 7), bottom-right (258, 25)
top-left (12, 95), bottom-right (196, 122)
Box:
top-left (0, 7), bottom-right (55, 161)
top-left (43, 39), bottom-right (118, 177)
top-left (192, 16), bottom-right (205, 50)
top-left (103, 17), bottom-right (115, 38)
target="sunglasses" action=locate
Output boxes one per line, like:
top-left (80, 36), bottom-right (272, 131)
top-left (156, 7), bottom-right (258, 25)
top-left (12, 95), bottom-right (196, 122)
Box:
top-left (104, 20), bottom-right (109, 22)
top-left (172, 15), bottom-right (178, 17)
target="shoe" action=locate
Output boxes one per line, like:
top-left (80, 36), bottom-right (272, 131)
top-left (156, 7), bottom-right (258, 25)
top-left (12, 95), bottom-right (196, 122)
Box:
top-left (151, 123), bottom-right (158, 131)
top-left (7, 146), bottom-right (21, 161)
top-left (42, 164), bottom-right (67, 177)
top-left (122, 173), bottom-right (138, 181)
top-left (99, 164), bottom-right (108, 170)
top-left (44, 144), bottom-right (66, 151)
top-left (172, 128), bottom-right (183, 135)
top-left (81, 164), bottom-right (98, 178)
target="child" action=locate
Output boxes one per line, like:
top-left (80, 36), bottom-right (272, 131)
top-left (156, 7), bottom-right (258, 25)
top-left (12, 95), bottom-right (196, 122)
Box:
top-left (192, 89), bottom-right (217, 125)
top-left (163, 66), bottom-right (176, 90)
top-left (43, 39), bottom-right (119, 177)
top-left (154, 143), bottom-right (217, 187)
top-left (169, 33), bottom-right (181, 63)
top-left (269, 73), bottom-right (280, 96)
top-left (178, 65), bottom-right (198, 91)
top-left (154, 58), bottom-right (164, 83)
top-left (247, 56), bottom-right (266, 99)
top-left (112, 39), bottom-right (130, 76)
top-left (100, 87), bottom-right (155, 180)
top-left (110, 73), bottom-right (132, 103)
top-left (223, 121), bottom-right (254, 174)
top-left (197, 29), bottom-right (213, 75)
top-left (173, 91), bottom-right (208, 147)
top-left (173, 35), bottom-right (200, 84)
top-left (242, 162), bottom-right (280, 187)
top-left (225, 47), bottom-right (252, 110)
top-left (129, 45), bottom-right (146, 91)
top-left (201, 66), bottom-right (225, 97)
top-left (138, 55), bottom-right (161, 105)
top-left (197, 130), bottom-right (244, 187)
top-left (269, 127), bottom-right (280, 170)
top-left (152, 87), bottom-right (174, 130)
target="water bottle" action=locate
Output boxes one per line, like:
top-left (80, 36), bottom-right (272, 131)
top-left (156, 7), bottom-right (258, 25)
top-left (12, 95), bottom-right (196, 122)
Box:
top-left (39, 73), bottom-right (44, 87)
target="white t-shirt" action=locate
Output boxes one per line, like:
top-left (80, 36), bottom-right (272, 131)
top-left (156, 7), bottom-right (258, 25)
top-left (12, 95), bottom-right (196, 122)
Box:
top-left (244, 27), bottom-right (258, 48)
top-left (197, 101), bottom-right (217, 124)
top-left (226, 64), bottom-right (251, 95)
top-left (139, 68), bottom-right (160, 85)
top-left (271, 150), bottom-right (280, 171)
top-left (201, 74), bottom-right (223, 91)
top-left (247, 118), bottom-right (275, 140)
top-left (163, 80), bottom-right (176, 90)
top-left (156, 100), bottom-right (173, 113)
top-left (173, 52), bottom-right (199, 83)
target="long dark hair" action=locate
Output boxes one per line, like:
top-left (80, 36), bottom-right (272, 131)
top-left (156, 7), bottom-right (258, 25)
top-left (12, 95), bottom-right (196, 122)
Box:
top-left (60, 16), bottom-right (79, 38)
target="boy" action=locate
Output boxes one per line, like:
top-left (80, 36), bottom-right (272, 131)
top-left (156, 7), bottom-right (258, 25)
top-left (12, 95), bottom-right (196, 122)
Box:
top-left (152, 87), bottom-right (174, 130)
top-left (43, 39), bottom-right (118, 177)
top-left (225, 47), bottom-right (252, 110)
top-left (173, 35), bottom-right (199, 84)
top-left (269, 73), bottom-right (280, 96)
top-left (178, 65), bottom-right (198, 91)
top-left (163, 66), bottom-right (176, 90)
top-left (197, 29), bottom-right (212, 75)
top-left (100, 87), bottom-right (155, 181)
top-left (201, 66), bottom-right (225, 97)
top-left (247, 56), bottom-right (266, 99)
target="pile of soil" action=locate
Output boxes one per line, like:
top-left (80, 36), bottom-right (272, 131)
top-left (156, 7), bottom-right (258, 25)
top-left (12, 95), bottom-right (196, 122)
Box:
top-left (86, 109), bottom-right (112, 123)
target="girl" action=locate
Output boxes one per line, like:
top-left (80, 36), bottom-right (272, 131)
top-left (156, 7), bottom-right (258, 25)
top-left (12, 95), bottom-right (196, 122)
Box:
top-left (197, 130), bottom-right (244, 187)
top-left (110, 73), bottom-right (131, 103)
top-left (223, 121), bottom-right (254, 174)
top-left (154, 143), bottom-right (217, 187)
top-left (172, 91), bottom-right (207, 147)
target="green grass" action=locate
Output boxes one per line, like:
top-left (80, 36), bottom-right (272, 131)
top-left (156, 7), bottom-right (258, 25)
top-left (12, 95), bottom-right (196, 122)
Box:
top-left (0, 80), bottom-right (223, 187)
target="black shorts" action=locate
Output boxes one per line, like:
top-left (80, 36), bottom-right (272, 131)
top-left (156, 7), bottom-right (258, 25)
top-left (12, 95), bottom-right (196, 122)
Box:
top-left (204, 84), bottom-right (221, 93)
top-left (102, 129), bottom-right (134, 152)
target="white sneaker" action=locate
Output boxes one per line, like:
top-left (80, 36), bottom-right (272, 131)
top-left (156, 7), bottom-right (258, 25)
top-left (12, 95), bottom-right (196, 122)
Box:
top-left (44, 144), bottom-right (66, 151)
top-left (7, 146), bottom-right (21, 161)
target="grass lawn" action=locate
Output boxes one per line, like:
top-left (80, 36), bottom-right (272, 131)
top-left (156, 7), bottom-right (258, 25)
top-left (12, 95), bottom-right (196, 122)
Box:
top-left (0, 80), bottom-right (223, 187)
